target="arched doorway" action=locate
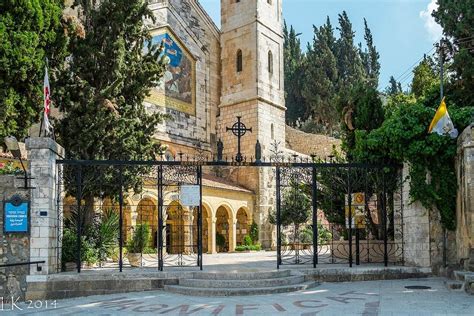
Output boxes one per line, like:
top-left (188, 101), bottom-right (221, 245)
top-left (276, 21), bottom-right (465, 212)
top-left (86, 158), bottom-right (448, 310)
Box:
top-left (236, 207), bottom-right (251, 246)
top-left (216, 206), bottom-right (232, 252)
top-left (136, 198), bottom-right (158, 248)
top-left (192, 205), bottom-right (210, 253)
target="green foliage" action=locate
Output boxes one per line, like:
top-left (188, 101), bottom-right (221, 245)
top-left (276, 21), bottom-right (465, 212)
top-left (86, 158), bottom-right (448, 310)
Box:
top-left (433, 1), bottom-right (474, 105)
top-left (340, 84), bottom-right (385, 157)
top-left (249, 221), bottom-right (259, 244)
top-left (61, 228), bottom-right (77, 268)
top-left (317, 223), bottom-right (333, 244)
top-left (385, 76), bottom-right (403, 96)
top-left (0, 0), bottom-right (70, 145)
top-left (235, 244), bottom-right (262, 252)
top-left (242, 235), bottom-right (253, 246)
top-left (284, 22), bottom-right (307, 124)
top-left (286, 13), bottom-right (380, 135)
top-left (56, 0), bottom-right (167, 209)
top-left (411, 57), bottom-right (439, 99)
top-left (302, 17), bottom-right (338, 131)
top-left (216, 232), bottom-right (226, 249)
top-left (354, 99), bottom-right (472, 229)
top-left (94, 209), bottom-right (119, 261)
top-left (0, 162), bottom-right (22, 175)
top-left (126, 224), bottom-right (150, 253)
top-left (280, 181), bottom-right (312, 227)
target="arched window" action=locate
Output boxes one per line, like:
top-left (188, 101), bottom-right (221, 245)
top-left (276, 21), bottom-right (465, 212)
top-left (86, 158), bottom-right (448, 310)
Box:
top-left (268, 51), bottom-right (273, 74)
top-left (236, 49), bottom-right (243, 73)
top-left (271, 123), bottom-right (274, 140)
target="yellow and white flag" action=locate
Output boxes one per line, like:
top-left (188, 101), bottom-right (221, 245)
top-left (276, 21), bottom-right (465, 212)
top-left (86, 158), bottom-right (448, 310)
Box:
top-left (428, 97), bottom-right (458, 138)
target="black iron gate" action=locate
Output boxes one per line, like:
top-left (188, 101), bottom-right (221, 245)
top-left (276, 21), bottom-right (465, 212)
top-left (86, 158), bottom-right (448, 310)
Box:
top-left (56, 157), bottom-right (402, 272)
top-left (56, 161), bottom-right (203, 272)
top-left (276, 163), bottom-right (403, 268)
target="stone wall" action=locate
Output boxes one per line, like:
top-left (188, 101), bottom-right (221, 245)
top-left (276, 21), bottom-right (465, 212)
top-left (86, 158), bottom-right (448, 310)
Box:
top-left (401, 164), bottom-right (444, 269)
top-left (285, 126), bottom-right (342, 159)
top-left (0, 175), bottom-right (30, 300)
top-left (456, 124), bottom-right (474, 270)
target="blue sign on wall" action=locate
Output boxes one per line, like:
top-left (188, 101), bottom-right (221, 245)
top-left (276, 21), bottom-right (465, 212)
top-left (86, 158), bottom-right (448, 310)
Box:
top-left (4, 197), bottom-right (29, 233)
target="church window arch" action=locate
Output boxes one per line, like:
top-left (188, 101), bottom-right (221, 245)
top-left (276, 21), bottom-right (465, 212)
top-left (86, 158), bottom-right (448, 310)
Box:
top-left (236, 49), bottom-right (243, 73)
top-left (268, 50), bottom-right (273, 74)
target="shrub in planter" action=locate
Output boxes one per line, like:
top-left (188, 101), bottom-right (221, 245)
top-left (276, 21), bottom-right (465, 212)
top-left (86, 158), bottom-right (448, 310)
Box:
top-left (243, 235), bottom-right (253, 246)
top-left (249, 221), bottom-right (259, 244)
top-left (61, 228), bottom-right (77, 271)
top-left (126, 224), bottom-right (150, 267)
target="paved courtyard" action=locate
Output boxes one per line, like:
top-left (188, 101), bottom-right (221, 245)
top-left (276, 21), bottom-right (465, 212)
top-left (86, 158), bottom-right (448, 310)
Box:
top-left (4, 277), bottom-right (473, 315)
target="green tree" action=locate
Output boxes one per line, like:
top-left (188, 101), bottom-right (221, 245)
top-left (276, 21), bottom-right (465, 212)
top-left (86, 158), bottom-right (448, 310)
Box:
top-left (0, 0), bottom-right (70, 146)
top-left (359, 18), bottom-right (380, 88)
top-left (284, 22), bottom-right (307, 124)
top-left (411, 56), bottom-right (439, 99)
top-left (302, 17), bottom-right (338, 132)
top-left (340, 84), bottom-right (385, 157)
top-left (433, 1), bottom-right (474, 105)
top-left (385, 76), bottom-right (403, 95)
top-left (56, 0), bottom-right (167, 221)
top-left (335, 11), bottom-right (366, 91)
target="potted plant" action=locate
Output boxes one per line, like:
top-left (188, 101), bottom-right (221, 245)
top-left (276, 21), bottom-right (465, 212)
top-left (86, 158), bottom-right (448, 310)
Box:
top-left (126, 224), bottom-right (150, 267)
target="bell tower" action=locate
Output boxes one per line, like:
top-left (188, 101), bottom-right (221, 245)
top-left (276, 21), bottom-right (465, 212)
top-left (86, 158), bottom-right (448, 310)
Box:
top-left (219, 0), bottom-right (286, 248)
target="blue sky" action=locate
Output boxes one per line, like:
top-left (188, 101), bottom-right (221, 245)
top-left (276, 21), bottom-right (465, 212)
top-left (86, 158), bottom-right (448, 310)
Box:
top-left (199, 0), bottom-right (442, 91)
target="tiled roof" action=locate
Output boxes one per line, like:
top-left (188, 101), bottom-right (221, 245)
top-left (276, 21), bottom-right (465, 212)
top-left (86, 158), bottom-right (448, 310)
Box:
top-left (202, 174), bottom-right (253, 194)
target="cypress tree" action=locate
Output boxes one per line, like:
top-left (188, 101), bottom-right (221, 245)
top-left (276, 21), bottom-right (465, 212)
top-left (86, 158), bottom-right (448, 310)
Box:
top-left (302, 17), bottom-right (338, 132)
top-left (284, 22), bottom-right (307, 125)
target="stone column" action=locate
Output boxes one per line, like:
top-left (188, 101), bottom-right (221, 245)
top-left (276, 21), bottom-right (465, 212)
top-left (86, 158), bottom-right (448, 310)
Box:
top-left (456, 124), bottom-right (474, 270)
top-left (211, 217), bottom-right (217, 254)
top-left (229, 218), bottom-right (237, 252)
top-left (27, 137), bottom-right (65, 275)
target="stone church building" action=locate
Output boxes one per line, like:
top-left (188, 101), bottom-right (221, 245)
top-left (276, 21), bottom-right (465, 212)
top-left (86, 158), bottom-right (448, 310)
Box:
top-left (59, 0), bottom-right (339, 255)
top-left (139, 0), bottom-right (288, 252)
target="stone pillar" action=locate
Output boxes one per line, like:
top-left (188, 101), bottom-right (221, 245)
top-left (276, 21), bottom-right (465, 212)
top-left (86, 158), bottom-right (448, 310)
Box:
top-left (26, 137), bottom-right (65, 275)
top-left (456, 124), bottom-right (474, 270)
top-left (211, 217), bottom-right (217, 254)
top-left (402, 163), bottom-right (431, 267)
top-left (207, 216), bottom-right (213, 254)
top-left (229, 218), bottom-right (237, 252)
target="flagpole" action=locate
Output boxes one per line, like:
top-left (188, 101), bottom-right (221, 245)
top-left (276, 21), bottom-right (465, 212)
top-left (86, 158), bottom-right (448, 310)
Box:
top-left (439, 38), bottom-right (448, 269)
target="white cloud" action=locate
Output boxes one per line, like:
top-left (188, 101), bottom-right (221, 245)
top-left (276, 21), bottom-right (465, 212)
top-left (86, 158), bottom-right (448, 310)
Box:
top-left (420, 0), bottom-right (443, 41)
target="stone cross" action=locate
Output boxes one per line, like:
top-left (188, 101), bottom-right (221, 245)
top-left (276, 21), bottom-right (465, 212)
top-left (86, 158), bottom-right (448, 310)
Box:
top-left (226, 116), bottom-right (252, 163)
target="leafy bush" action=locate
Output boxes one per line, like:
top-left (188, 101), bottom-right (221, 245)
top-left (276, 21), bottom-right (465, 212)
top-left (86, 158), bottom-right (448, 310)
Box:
top-left (143, 247), bottom-right (157, 254)
top-left (126, 224), bottom-right (150, 253)
top-left (95, 209), bottom-right (119, 261)
top-left (0, 162), bottom-right (22, 175)
top-left (235, 244), bottom-right (262, 252)
top-left (249, 221), bottom-right (259, 244)
top-left (61, 228), bottom-right (77, 269)
top-left (243, 235), bottom-right (253, 246)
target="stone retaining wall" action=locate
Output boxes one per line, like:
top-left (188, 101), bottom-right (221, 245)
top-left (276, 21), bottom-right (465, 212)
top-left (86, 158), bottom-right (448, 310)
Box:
top-left (285, 126), bottom-right (342, 159)
top-left (0, 175), bottom-right (30, 300)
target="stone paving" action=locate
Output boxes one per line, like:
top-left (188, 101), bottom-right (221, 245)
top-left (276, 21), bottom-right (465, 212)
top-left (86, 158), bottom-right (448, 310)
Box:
top-left (3, 277), bottom-right (473, 315)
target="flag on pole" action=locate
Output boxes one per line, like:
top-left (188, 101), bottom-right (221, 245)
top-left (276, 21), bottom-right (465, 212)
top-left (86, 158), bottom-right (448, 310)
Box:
top-left (428, 97), bottom-right (458, 139)
top-left (43, 65), bottom-right (53, 134)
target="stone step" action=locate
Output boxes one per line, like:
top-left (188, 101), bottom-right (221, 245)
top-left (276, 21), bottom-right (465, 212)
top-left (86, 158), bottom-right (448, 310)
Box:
top-left (191, 270), bottom-right (291, 280)
top-left (164, 281), bottom-right (319, 296)
top-left (179, 275), bottom-right (306, 288)
top-left (444, 280), bottom-right (464, 291)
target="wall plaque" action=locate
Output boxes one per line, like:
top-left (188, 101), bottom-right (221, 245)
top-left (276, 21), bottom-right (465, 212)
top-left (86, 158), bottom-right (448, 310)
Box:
top-left (3, 194), bottom-right (29, 234)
